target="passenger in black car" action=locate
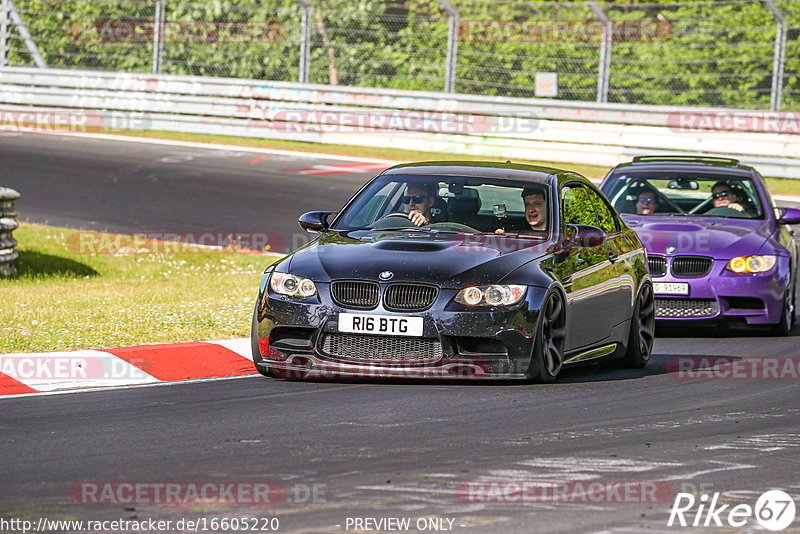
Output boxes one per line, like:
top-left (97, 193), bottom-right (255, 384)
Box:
top-left (495, 186), bottom-right (548, 234)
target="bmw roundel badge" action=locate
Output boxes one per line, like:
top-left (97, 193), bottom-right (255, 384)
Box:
top-left (665, 246), bottom-right (676, 254)
top-left (379, 271), bottom-right (393, 280)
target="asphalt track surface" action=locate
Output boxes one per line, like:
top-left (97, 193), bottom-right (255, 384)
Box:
top-left (2, 133), bottom-right (800, 533)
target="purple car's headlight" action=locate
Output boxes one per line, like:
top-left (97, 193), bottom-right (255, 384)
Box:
top-left (455, 285), bottom-right (526, 307)
top-left (269, 272), bottom-right (317, 298)
top-left (727, 255), bottom-right (777, 273)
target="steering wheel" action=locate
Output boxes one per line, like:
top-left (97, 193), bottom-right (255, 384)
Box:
top-left (702, 205), bottom-right (751, 218)
top-left (428, 221), bottom-right (478, 232)
top-left (688, 197), bottom-right (713, 215)
top-left (372, 213), bottom-right (416, 228)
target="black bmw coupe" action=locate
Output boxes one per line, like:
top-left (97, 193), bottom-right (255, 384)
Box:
top-left (252, 161), bottom-right (653, 382)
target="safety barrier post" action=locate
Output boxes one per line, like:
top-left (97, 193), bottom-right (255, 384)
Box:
top-left (0, 0), bottom-right (10, 67)
top-left (764, 0), bottom-right (786, 111)
top-left (8, 0), bottom-right (46, 67)
top-left (588, 2), bottom-right (611, 104)
top-left (437, 0), bottom-right (459, 93)
top-left (296, 0), bottom-right (311, 84)
top-left (152, 0), bottom-right (165, 74)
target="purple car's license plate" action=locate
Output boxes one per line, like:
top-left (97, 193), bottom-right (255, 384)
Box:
top-left (653, 282), bottom-right (689, 295)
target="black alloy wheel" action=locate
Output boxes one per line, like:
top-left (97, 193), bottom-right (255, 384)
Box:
top-left (623, 282), bottom-right (655, 368)
top-left (528, 290), bottom-right (566, 383)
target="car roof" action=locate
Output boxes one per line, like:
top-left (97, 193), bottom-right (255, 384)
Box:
top-left (381, 161), bottom-right (580, 184)
top-left (610, 155), bottom-right (756, 176)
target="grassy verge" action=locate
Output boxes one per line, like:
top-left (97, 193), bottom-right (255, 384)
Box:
top-left (105, 129), bottom-right (800, 196)
top-left (0, 223), bottom-right (280, 353)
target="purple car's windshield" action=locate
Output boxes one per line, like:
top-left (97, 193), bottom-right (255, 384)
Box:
top-left (602, 172), bottom-right (765, 219)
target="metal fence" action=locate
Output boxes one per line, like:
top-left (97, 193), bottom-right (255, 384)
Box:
top-left (2, 0), bottom-right (800, 110)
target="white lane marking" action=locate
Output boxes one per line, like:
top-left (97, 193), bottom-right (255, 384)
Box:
top-left (705, 433), bottom-right (800, 452)
top-left (518, 457), bottom-right (681, 473)
top-left (0, 373), bottom-right (259, 399)
top-left (0, 349), bottom-right (159, 392)
top-left (36, 130), bottom-right (405, 165)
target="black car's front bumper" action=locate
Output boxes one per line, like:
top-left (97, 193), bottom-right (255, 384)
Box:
top-left (254, 283), bottom-right (549, 380)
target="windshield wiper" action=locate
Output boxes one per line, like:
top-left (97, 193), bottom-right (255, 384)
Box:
top-left (371, 226), bottom-right (437, 233)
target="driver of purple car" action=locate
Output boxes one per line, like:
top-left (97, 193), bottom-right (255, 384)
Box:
top-left (710, 181), bottom-right (754, 216)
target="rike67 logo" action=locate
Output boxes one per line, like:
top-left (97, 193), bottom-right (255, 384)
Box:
top-left (668, 490), bottom-right (796, 531)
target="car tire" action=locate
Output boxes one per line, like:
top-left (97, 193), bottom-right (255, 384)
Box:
top-left (771, 280), bottom-right (794, 336)
top-left (251, 303), bottom-right (275, 378)
top-left (622, 282), bottom-right (655, 368)
top-left (526, 290), bottom-right (566, 383)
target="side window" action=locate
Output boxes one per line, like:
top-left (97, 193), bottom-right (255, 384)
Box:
top-left (562, 184), bottom-right (599, 227)
top-left (585, 187), bottom-right (618, 233)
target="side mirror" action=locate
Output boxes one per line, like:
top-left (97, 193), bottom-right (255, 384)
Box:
top-left (566, 224), bottom-right (606, 248)
top-left (298, 211), bottom-right (335, 233)
top-left (776, 207), bottom-right (800, 225)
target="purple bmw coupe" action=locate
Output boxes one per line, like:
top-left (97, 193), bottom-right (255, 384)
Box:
top-left (600, 156), bottom-right (800, 334)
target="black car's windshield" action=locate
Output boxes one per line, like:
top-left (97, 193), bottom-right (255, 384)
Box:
top-left (333, 174), bottom-right (551, 234)
top-left (602, 171), bottom-right (765, 219)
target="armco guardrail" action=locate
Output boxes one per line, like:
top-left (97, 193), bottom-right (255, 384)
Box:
top-left (0, 187), bottom-right (20, 277)
top-left (1, 67), bottom-right (799, 178)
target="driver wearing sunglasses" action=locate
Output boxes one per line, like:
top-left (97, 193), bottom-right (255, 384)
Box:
top-left (403, 183), bottom-right (438, 226)
top-left (711, 182), bottom-right (746, 213)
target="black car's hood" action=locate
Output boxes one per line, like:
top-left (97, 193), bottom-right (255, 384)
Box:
top-left (284, 230), bottom-right (551, 288)
top-left (622, 215), bottom-right (774, 257)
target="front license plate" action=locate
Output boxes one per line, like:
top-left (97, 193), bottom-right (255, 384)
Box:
top-left (653, 282), bottom-right (689, 295)
top-left (338, 313), bottom-right (423, 337)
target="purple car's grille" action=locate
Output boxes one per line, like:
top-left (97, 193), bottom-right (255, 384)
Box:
top-left (656, 298), bottom-right (719, 318)
top-left (320, 333), bottom-right (443, 365)
top-left (384, 284), bottom-right (438, 312)
top-left (332, 280), bottom-right (380, 309)
top-left (671, 256), bottom-right (713, 278)
top-left (648, 255), bottom-right (667, 277)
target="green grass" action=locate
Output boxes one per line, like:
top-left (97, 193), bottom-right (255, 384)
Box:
top-left (0, 223), bottom-right (280, 353)
top-left (108, 129), bottom-right (800, 196)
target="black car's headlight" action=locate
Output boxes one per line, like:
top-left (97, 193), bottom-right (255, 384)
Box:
top-left (726, 255), bottom-right (777, 273)
top-left (455, 284), bottom-right (526, 307)
top-left (269, 272), bottom-right (317, 298)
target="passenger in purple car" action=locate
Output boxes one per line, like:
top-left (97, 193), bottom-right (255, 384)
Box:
top-left (636, 188), bottom-right (660, 215)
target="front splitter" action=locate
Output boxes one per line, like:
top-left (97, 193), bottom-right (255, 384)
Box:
top-left (259, 356), bottom-right (526, 381)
